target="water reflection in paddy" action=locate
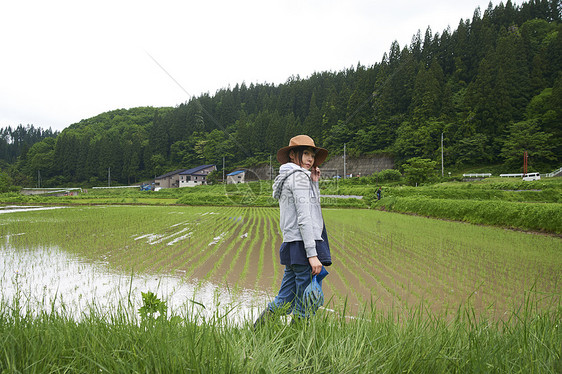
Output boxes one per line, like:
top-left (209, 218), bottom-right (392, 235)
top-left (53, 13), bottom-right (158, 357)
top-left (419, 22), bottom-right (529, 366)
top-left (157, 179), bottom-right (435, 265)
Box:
top-left (0, 244), bottom-right (266, 324)
top-left (0, 205), bottom-right (67, 214)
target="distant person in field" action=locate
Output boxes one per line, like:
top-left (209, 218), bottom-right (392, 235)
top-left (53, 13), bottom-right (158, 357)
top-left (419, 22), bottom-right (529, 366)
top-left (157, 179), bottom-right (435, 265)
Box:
top-left (376, 187), bottom-right (382, 200)
top-left (254, 135), bottom-right (332, 328)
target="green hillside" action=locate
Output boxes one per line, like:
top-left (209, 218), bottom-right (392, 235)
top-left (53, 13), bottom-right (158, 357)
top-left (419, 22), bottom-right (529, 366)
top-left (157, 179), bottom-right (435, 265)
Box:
top-left (1, 0), bottom-right (560, 187)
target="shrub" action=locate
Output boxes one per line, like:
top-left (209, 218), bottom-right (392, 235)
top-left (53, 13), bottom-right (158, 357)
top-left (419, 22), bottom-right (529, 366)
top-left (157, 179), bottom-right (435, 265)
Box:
top-left (0, 172), bottom-right (14, 193)
top-left (402, 158), bottom-right (438, 186)
top-left (378, 169), bottom-right (402, 182)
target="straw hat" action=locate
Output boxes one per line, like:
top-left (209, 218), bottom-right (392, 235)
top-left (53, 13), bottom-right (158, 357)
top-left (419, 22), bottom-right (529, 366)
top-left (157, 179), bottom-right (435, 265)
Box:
top-left (276, 135), bottom-right (328, 167)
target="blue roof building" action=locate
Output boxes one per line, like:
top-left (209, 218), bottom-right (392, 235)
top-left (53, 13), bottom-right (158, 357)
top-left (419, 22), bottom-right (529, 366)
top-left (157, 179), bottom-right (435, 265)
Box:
top-left (226, 169), bottom-right (246, 184)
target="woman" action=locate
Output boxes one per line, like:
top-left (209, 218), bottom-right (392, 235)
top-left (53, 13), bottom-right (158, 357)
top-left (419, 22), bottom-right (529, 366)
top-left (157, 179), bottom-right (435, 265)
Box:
top-left (254, 135), bottom-right (331, 327)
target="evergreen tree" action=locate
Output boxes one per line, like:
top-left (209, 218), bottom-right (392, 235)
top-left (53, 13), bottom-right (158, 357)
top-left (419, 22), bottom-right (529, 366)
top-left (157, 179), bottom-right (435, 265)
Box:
top-left (495, 25), bottom-right (531, 120)
top-left (411, 58), bottom-right (444, 121)
top-left (303, 91), bottom-right (323, 140)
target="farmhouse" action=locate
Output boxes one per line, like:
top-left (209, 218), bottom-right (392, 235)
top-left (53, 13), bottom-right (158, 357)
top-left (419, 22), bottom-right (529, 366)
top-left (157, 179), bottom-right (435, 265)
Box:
top-left (154, 165), bottom-right (216, 189)
top-left (154, 169), bottom-right (186, 189)
top-left (179, 165), bottom-right (217, 187)
top-left (226, 170), bottom-right (246, 184)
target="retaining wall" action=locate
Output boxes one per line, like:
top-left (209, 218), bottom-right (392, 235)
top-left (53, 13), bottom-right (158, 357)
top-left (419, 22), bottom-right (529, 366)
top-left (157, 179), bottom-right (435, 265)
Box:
top-left (245, 154), bottom-right (395, 181)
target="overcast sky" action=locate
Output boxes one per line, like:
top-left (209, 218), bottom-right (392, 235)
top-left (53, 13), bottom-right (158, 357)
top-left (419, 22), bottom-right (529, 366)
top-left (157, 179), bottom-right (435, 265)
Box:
top-left (1, 0), bottom-right (524, 132)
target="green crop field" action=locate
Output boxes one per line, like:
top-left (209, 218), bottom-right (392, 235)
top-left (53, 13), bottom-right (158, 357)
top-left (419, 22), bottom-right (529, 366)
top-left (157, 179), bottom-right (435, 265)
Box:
top-left (1, 204), bottom-right (561, 373)
top-left (2, 205), bottom-right (559, 319)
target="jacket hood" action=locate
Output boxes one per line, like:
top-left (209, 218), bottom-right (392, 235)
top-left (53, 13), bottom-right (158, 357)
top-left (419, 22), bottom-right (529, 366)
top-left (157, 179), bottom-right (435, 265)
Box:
top-left (272, 163), bottom-right (310, 200)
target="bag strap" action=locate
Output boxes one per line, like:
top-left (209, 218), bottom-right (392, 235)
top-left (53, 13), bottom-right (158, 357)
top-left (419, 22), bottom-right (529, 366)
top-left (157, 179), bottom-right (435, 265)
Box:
top-left (279, 169), bottom-right (317, 198)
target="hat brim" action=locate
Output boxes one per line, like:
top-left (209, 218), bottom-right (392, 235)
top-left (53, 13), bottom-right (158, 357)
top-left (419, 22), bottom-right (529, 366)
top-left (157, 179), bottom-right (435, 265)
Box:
top-left (277, 145), bottom-right (328, 167)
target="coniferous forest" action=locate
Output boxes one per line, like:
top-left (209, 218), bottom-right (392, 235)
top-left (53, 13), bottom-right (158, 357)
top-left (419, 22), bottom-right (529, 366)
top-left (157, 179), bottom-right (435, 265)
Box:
top-left (1, 0), bottom-right (561, 187)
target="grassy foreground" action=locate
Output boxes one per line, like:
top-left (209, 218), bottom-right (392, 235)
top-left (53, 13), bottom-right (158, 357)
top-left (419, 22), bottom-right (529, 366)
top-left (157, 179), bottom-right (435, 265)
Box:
top-left (1, 296), bottom-right (561, 373)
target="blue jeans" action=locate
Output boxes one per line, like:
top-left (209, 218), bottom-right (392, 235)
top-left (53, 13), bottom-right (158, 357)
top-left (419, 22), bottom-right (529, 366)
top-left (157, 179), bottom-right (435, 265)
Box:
top-left (268, 264), bottom-right (323, 318)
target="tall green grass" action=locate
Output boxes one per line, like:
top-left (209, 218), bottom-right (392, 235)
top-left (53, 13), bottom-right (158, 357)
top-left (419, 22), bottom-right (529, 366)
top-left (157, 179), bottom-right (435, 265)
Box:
top-left (1, 293), bottom-right (560, 373)
top-left (375, 197), bottom-right (562, 234)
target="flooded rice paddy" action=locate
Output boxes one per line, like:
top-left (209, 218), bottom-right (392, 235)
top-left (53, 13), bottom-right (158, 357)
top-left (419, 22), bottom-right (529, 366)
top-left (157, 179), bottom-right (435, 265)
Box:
top-left (0, 206), bottom-right (268, 323)
top-left (1, 205), bottom-right (560, 322)
top-left (1, 244), bottom-right (264, 323)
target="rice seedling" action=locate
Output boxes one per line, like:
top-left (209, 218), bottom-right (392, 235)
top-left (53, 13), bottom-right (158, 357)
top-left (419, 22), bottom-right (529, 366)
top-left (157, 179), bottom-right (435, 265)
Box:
top-left (1, 204), bottom-right (559, 323)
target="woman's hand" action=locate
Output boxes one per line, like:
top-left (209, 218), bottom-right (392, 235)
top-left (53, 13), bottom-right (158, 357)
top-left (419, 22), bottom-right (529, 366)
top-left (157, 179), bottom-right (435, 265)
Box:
top-left (308, 256), bottom-right (322, 275)
top-left (311, 167), bottom-right (321, 182)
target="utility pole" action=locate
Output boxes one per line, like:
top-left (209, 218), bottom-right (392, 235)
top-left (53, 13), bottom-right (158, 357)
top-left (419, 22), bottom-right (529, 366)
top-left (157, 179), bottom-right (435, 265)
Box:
top-left (269, 154), bottom-right (272, 181)
top-left (343, 143), bottom-right (347, 179)
top-left (523, 151), bottom-right (528, 176)
top-left (108, 167), bottom-right (111, 187)
top-left (441, 132), bottom-right (444, 177)
top-left (222, 157), bottom-right (225, 184)
top-left (37, 170), bottom-right (41, 188)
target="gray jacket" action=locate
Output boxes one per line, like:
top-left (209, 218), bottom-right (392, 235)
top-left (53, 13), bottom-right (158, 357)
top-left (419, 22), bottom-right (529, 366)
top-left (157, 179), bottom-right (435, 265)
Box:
top-left (272, 163), bottom-right (324, 258)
